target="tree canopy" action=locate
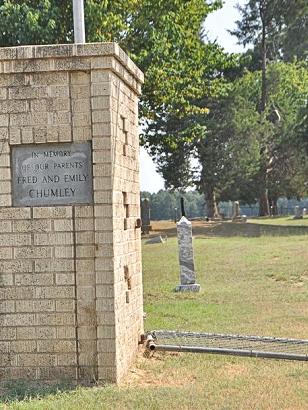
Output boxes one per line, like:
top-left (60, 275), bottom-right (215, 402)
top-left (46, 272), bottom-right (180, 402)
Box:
top-left (0, 0), bottom-right (307, 216)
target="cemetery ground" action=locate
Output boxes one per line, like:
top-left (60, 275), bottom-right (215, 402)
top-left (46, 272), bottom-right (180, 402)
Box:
top-left (1, 219), bottom-right (308, 409)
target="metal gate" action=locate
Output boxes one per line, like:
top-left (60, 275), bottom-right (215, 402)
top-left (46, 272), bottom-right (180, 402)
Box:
top-left (146, 330), bottom-right (308, 361)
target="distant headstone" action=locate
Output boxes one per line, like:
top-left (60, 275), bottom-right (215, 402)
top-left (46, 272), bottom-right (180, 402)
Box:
top-left (293, 206), bottom-right (303, 219)
top-left (141, 198), bottom-right (151, 234)
top-left (175, 216), bottom-right (200, 292)
top-left (145, 235), bottom-right (167, 244)
top-left (232, 201), bottom-right (241, 219)
top-left (231, 201), bottom-right (247, 222)
top-left (303, 208), bottom-right (307, 216)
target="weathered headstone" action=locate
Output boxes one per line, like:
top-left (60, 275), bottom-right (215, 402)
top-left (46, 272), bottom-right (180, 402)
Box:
top-left (141, 198), bottom-right (151, 234)
top-left (232, 201), bottom-right (241, 219)
top-left (294, 206), bottom-right (303, 219)
top-left (145, 235), bottom-right (167, 244)
top-left (175, 216), bottom-right (200, 292)
top-left (303, 208), bottom-right (307, 216)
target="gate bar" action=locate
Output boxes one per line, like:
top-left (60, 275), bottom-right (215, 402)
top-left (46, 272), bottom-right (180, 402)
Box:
top-left (149, 343), bottom-right (308, 361)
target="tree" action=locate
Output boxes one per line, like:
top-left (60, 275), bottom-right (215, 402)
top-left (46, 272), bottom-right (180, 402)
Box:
top-left (141, 190), bottom-right (205, 220)
top-left (225, 62), bottom-right (308, 210)
top-left (231, 0), bottom-right (308, 214)
top-left (231, 1), bottom-right (279, 214)
top-left (147, 44), bottom-right (240, 217)
top-left (0, 0), bottom-right (141, 46)
top-left (0, 1), bottom-right (73, 46)
top-left (278, 0), bottom-right (308, 62)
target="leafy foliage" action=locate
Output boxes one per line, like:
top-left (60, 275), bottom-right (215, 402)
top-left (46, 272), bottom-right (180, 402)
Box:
top-left (0, 0), bottom-right (307, 214)
top-left (225, 62), bottom-right (308, 203)
top-left (232, 0), bottom-right (308, 62)
top-left (0, 1), bottom-right (72, 46)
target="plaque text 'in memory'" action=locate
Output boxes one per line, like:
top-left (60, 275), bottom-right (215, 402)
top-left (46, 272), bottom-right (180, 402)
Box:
top-left (12, 142), bottom-right (93, 207)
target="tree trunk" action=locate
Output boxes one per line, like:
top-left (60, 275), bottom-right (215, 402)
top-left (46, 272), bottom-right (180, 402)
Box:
top-left (204, 188), bottom-right (219, 219)
top-left (259, 1), bottom-right (267, 114)
top-left (259, 189), bottom-right (270, 216)
top-left (258, 2), bottom-right (270, 219)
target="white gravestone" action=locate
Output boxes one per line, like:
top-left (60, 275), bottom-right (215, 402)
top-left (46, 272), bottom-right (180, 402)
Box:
top-left (232, 201), bottom-right (240, 219)
top-left (175, 216), bottom-right (200, 292)
top-left (293, 206), bottom-right (303, 219)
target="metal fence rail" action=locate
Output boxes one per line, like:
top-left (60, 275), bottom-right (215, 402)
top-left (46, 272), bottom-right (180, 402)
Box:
top-left (146, 330), bottom-right (308, 361)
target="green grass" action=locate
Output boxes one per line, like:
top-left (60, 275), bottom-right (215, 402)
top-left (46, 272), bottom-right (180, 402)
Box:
top-left (248, 215), bottom-right (308, 226)
top-left (2, 230), bottom-right (308, 409)
top-left (143, 235), bottom-right (308, 336)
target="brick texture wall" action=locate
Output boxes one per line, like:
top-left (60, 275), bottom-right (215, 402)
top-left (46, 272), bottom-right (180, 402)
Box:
top-left (0, 43), bottom-right (144, 384)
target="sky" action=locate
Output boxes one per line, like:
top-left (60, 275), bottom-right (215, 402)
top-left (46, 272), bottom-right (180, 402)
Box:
top-left (140, 0), bottom-right (246, 193)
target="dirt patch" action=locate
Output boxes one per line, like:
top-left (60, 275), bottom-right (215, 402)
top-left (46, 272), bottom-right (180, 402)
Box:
top-left (145, 220), bottom-right (308, 239)
top-left (122, 352), bottom-right (194, 388)
top-left (221, 363), bottom-right (249, 379)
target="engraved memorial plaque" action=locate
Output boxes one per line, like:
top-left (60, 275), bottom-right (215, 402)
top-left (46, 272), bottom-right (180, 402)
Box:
top-left (12, 142), bottom-right (93, 207)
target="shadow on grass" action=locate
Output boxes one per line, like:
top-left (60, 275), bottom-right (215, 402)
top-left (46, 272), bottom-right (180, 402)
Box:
top-left (0, 379), bottom-right (76, 404)
top-left (148, 221), bottom-right (308, 239)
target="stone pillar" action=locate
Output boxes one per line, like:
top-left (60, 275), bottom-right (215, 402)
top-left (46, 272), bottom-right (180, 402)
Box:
top-left (0, 43), bottom-right (144, 384)
top-left (175, 216), bottom-right (200, 292)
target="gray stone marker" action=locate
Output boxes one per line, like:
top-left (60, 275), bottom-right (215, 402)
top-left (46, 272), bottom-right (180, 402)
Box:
top-left (232, 201), bottom-right (240, 219)
top-left (145, 235), bottom-right (167, 244)
top-left (293, 206), bottom-right (303, 219)
top-left (141, 198), bottom-right (151, 234)
top-left (175, 216), bottom-right (200, 292)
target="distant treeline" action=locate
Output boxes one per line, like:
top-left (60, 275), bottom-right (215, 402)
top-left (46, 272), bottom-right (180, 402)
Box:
top-left (141, 191), bottom-right (204, 220)
top-left (141, 191), bottom-right (308, 221)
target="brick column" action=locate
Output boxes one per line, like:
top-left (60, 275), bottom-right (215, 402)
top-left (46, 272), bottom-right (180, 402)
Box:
top-left (0, 43), bottom-right (144, 384)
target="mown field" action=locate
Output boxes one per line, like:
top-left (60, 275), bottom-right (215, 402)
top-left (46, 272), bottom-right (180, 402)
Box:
top-left (2, 219), bottom-right (308, 409)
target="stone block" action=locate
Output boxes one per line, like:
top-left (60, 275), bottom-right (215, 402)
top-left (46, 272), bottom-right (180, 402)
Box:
top-left (14, 246), bottom-right (53, 259)
top-left (55, 273), bottom-right (75, 285)
top-left (55, 300), bottom-right (75, 312)
top-left (15, 273), bottom-right (54, 286)
top-left (0, 259), bottom-right (33, 273)
top-left (76, 245), bottom-right (95, 258)
top-left (0, 207), bottom-right (30, 219)
top-left (0, 114), bottom-right (9, 126)
top-left (33, 232), bottom-right (73, 246)
top-left (71, 84), bottom-right (90, 99)
top-left (74, 205), bottom-right (94, 218)
top-left (21, 127), bottom-right (33, 143)
top-left (33, 206), bottom-right (72, 219)
top-left (75, 218), bottom-right (94, 231)
top-left (35, 259), bottom-right (74, 273)
top-left (10, 341), bottom-right (37, 353)
top-left (76, 231), bottom-right (95, 244)
top-left (54, 246), bottom-right (74, 259)
top-left (35, 286), bottom-right (75, 299)
top-left (57, 327), bottom-right (76, 340)
top-left (48, 85), bottom-right (70, 98)
top-left (13, 219), bottom-right (52, 233)
top-left (76, 272), bottom-right (95, 286)
top-left (53, 219), bottom-right (73, 231)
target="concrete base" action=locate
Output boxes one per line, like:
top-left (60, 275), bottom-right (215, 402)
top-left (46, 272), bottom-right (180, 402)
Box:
top-left (175, 284), bottom-right (201, 292)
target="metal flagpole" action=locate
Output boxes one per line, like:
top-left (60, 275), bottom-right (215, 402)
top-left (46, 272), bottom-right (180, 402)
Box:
top-left (73, 0), bottom-right (86, 43)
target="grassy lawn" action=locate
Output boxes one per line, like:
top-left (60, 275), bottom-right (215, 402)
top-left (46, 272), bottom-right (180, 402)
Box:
top-left (248, 216), bottom-right (308, 226)
top-left (2, 222), bottom-right (308, 409)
